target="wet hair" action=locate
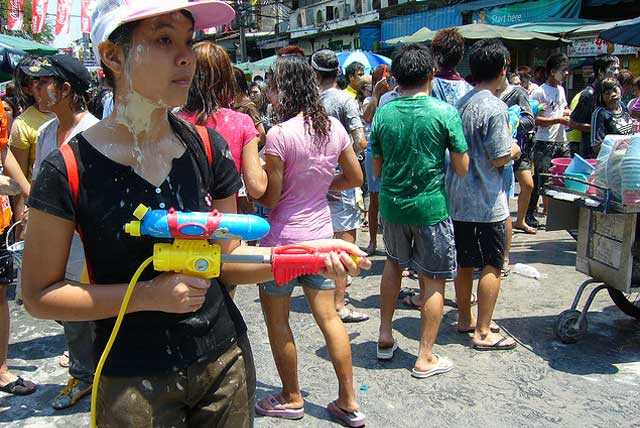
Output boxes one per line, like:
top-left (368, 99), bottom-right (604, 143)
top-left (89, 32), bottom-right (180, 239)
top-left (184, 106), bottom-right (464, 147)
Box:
top-left (546, 53), bottom-right (568, 74)
top-left (101, 10), bottom-right (194, 93)
top-left (391, 44), bottom-right (434, 89)
top-left (618, 69), bottom-right (634, 87)
top-left (431, 28), bottom-right (465, 69)
top-left (268, 55), bottom-right (330, 144)
top-left (345, 61), bottom-right (365, 80)
top-left (253, 75), bottom-right (264, 82)
top-left (469, 39), bottom-right (509, 83)
top-left (372, 64), bottom-right (389, 87)
top-left (516, 65), bottom-right (532, 80)
top-left (233, 66), bottom-right (249, 96)
top-left (183, 41), bottom-right (237, 126)
top-left (593, 53), bottom-right (618, 79)
top-left (596, 77), bottom-right (621, 106)
top-left (50, 76), bottom-right (89, 113)
top-left (278, 45), bottom-right (305, 58)
top-left (13, 55), bottom-right (42, 108)
top-left (310, 49), bottom-right (339, 82)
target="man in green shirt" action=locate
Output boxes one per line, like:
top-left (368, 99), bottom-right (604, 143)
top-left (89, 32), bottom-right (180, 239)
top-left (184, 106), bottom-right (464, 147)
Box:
top-left (370, 44), bottom-right (469, 379)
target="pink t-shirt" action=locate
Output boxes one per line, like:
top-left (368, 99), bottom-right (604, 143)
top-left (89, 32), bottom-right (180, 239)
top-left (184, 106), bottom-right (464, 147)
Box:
top-left (261, 116), bottom-right (351, 246)
top-left (178, 108), bottom-right (258, 172)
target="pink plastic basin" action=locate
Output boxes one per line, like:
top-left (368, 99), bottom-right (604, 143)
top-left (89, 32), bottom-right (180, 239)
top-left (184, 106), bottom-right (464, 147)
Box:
top-left (550, 158), bottom-right (572, 185)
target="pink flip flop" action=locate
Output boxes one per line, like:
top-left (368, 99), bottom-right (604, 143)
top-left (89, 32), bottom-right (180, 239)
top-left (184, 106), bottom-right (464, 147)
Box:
top-left (327, 400), bottom-right (367, 427)
top-left (255, 394), bottom-right (304, 420)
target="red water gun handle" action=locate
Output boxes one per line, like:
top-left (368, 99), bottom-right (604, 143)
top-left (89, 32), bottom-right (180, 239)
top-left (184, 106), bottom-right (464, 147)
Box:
top-left (271, 244), bottom-right (360, 285)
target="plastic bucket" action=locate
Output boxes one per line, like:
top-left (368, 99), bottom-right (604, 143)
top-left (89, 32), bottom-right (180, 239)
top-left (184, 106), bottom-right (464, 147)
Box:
top-left (551, 158), bottom-right (572, 185)
top-left (565, 154), bottom-right (596, 175)
top-left (564, 172), bottom-right (590, 193)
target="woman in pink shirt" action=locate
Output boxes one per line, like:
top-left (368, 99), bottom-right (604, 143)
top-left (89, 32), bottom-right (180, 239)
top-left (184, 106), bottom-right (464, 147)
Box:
top-left (178, 41), bottom-right (267, 200)
top-left (255, 54), bottom-right (366, 427)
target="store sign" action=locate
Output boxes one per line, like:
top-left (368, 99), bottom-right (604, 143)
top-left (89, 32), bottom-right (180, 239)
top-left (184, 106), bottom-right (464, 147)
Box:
top-left (568, 37), bottom-right (638, 57)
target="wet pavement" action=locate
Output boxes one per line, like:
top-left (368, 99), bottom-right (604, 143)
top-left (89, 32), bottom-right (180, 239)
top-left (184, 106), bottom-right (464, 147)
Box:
top-left (2, 222), bottom-right (640, 427)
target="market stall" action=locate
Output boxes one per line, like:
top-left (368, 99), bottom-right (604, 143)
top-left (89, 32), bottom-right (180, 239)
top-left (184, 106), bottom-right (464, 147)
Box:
top-left (544, 134), bottom-right (640, 343)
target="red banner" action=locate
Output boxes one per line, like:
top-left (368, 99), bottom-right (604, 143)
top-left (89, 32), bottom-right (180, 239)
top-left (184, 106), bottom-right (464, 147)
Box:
top-left (81, 0), bottom-right (95, 34)
top-left (32, 0), bottom-right (49, 34)
top-left (8, 0), bottom-right (24, 31)
top-left (56, 0), bottom-right (72, 35)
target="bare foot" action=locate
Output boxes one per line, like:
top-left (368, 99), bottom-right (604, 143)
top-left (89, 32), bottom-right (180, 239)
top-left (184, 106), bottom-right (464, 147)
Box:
top-left (414, 354), bottom-right (440, 373)
top-left (472, 331), bottom-right (516, 350)
top-left (258, 392), bottom-right (304, 410)
top-left (0, 371), bottom-right (18, 386)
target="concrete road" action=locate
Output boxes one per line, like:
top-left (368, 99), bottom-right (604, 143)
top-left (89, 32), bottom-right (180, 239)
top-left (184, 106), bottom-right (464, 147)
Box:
top-left (2, 226), bottom-right (640, 427)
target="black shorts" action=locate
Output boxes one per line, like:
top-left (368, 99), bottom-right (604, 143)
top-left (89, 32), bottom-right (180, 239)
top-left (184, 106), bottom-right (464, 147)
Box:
top-left (513, 151), bottom-right (532, 172)
top-left (0, 231), bottom-right (14, 284)
top-left (453, 221), bottom-right (506, 270)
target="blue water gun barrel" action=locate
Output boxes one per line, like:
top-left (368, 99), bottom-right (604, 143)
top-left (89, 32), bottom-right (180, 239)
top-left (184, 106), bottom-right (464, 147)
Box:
top-left (124, 204), bottom-right (270, 241)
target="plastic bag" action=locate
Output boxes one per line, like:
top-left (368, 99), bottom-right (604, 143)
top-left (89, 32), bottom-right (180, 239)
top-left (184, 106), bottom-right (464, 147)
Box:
top-left (593, 134), bottom-right (634, 202)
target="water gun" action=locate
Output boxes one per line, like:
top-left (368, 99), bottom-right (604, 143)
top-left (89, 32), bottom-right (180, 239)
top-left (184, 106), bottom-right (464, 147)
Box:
top-left (124, 204), bottom-right (358, 284)
top-left (508, 105), bottom-right (521, 139)
top-left (530, 99), bottom-right (543, 116)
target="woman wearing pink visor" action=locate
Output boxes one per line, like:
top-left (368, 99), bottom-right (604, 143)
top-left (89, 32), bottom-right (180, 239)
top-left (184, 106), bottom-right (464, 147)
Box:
top-left (20, 1), bottom-right (369, 427)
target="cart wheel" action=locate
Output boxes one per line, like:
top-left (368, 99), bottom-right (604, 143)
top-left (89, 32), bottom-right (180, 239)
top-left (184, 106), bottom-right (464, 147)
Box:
top-left (554, 310), bottom-right (588, 344)
top-left (607, 287), bottom-right (640, 319)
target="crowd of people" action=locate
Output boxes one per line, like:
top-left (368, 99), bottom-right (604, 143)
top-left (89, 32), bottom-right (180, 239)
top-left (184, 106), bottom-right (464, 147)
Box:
top-left (0, 1), bottom-right (637, 427)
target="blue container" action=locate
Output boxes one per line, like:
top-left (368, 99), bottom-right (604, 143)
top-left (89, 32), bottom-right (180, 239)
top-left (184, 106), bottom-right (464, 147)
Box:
top-left (565, 154), bottom-right (595, 175)
top-left (564, 172), bottom-right (590, 193)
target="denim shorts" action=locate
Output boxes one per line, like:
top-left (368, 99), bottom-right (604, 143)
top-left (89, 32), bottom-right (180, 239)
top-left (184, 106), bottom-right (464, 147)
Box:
top-left (382, 217), bottom-right (457, 280)
top-left (328, 197), bottom-right (360, 233)
top-left (259, 274), bottom-right (335, 297)
top-left (364, 151), bottom-right (381, 193)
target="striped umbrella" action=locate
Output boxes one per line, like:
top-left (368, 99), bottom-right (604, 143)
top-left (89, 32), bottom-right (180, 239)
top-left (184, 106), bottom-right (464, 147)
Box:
top-left (336, 51), bottom-right (392, 74)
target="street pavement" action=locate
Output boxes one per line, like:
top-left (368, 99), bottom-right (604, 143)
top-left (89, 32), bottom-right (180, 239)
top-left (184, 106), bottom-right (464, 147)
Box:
top-left (2, 222), bottom-right (640, 427)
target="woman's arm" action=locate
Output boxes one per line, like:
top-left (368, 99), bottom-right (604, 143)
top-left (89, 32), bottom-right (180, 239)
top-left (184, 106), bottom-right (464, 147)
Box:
top-left (22, 209), bottom-right (211, 321)
top-left (255, 154), bottom-right (283, 209)
top-left (241, 137), bottom-right (268, 199)
top-left (329, 146), bottom-right (363, 191)
top-left (213, 195), bottom-right (371, 286)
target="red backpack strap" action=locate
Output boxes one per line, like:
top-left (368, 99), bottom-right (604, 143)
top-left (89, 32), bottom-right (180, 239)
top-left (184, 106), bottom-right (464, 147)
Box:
top-left (58, 143), bottom-right (94, 284)
top-left (59, 144), bottom-right (79, 208)
top-left (195, 125), bottom-right (213, 165)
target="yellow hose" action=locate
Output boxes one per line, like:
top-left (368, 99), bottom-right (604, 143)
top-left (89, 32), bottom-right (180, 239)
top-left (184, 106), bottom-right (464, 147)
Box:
top-left (90, 256), bottom-right (154, 428)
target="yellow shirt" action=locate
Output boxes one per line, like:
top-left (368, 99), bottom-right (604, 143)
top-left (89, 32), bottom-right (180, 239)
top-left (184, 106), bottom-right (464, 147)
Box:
top-left (567, 92), bottom-right (582, 144)
top-left (344, 85), bottom-right (358, 99)
top-left (9, 105), bottom-right (55, 183)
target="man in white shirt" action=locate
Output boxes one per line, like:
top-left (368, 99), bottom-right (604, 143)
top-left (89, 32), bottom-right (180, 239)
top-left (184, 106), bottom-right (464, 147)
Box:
top-left (528, 53), bottom-right (571, 219)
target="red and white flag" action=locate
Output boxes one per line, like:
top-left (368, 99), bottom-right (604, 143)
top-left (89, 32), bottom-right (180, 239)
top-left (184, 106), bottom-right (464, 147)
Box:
top-left (32, 0), bottom-right (49, 34)
top-left (7, 0), bottom-right (24, 31)
top-left (56, 0), bottom-right (73, 35)
top-left (81, 0), bottom-right (96, 34)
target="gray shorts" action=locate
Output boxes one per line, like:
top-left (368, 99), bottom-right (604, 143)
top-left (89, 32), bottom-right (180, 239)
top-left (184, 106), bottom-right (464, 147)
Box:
top-left (259, 274), bottom-right (335, 297)
top-left (382, 217), bottom-right (457, 280)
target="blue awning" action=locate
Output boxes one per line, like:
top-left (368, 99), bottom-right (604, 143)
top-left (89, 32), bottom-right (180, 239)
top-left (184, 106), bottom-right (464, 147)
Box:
top-left (510, 18), bottom-right (602, 34)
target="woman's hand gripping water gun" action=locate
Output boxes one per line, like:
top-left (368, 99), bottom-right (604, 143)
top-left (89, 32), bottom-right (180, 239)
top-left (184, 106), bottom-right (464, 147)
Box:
top-left (123, 204), bottom-right (370, 284)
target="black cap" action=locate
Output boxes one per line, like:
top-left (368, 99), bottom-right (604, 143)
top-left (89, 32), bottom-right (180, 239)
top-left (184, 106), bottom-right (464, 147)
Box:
top-left (21, 54), bottom-right (91, 94)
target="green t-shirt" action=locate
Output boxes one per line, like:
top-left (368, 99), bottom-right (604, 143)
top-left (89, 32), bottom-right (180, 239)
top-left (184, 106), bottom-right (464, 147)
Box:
top-left (370, 95), bottom-right (467, 225)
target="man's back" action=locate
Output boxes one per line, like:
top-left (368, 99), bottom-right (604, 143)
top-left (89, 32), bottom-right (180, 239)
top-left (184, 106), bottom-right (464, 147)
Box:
top-left (370, 96), bottom-right (466, 225)
top-left (447, 89), bottom-right (511, 224)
